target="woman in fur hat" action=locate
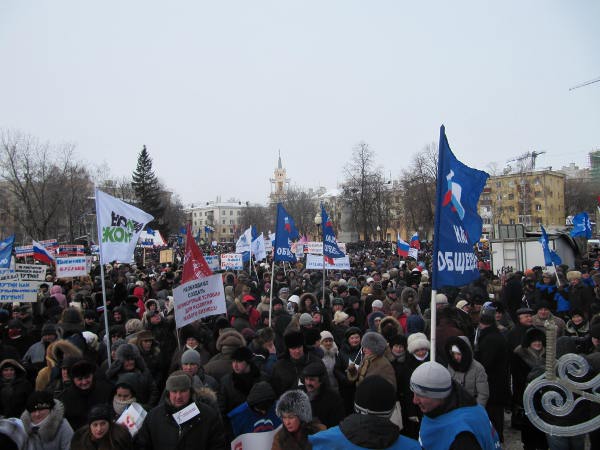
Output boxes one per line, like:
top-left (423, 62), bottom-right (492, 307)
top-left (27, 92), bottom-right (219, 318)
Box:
top-left (346, 332), bottom-right (396, 390)
top-left (21, 391), bottom-right (73, 450)
top-left (271, 389), bottom-right (325, 450)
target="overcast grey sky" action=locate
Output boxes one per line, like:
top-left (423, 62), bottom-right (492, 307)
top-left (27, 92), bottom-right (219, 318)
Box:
top-left (1, 1), bottom-right (598, 206)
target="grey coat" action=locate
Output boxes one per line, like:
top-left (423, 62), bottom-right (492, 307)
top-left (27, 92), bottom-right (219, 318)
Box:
top-left (445, 336), bottom-right (489, 407)
top-left (21, 399), bottom-right (74, 450)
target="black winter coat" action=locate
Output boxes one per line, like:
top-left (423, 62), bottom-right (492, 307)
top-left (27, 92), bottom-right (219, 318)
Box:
top-left (135, 399), bottom-right (226, 450)
top-left (474, 325), bottom-right (510, 407)
top-left (59, 379), bottom-right (113, 430)
top-left (271, 352), bottom-right (324, 396)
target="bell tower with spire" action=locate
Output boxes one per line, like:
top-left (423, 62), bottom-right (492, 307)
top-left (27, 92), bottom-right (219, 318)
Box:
top-left (270, 150), bottom-right (290, 204)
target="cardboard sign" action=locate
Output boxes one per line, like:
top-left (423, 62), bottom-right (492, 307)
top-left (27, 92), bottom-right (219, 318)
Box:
top-left (303, 241), bottom-right (346, 255)
top-left (220, 253), bottom-right (243, 270)
top-left (58, 244), bottom-right (85, 256)
top-left (15, 245), bottom-right (33, 258)
top-left (116, 402), bottom-right (147, 437)
top-left (205, 255), bottom-right (220, 272)
top-left (173, 273), bottom-right (227, 328)
top-left (160, 249), bottom-right (174, 264)
top-left (0, 270), bottom-right (39, 303)
top-left (15, 264), bottom-right (47, 281)
top-left (305, 254), bottom-right (351, 270)
top-left (231, 427), bottom-right (279, 450)
top-left (55, 257), bottom-right (90, 278)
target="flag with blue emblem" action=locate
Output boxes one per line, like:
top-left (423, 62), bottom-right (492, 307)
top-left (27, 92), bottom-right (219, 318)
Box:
top-left (540, 226), bottom-right (562, 266)
top-left (570, 212), bottom-right (592, 239)
top-left (274, 203), bottom-right (298, 262)
top-left (321, 204), bottom-right (345, 264)
top-left (432, 125), bottom-right (489, 289)
top-left (146, 227), bottom-right (156, 236)
top-left (0, 235), bottom-right (14, 268)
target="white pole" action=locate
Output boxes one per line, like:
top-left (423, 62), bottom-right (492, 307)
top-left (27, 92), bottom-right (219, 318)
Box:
top-left (552, 263), bottom-right (561, 287)
top-left (99, 262), bottom-right (112, 368)
top-left (268, 259), bottom-right (276, 327)
top-left (430, 289), bottom-right (437, 362)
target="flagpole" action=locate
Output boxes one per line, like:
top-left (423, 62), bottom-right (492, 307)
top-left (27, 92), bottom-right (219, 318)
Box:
top-left (430, 289), bottom-right (437, 362)
top-left (99, 261), bottom-right (112, 368)
top-left (268, 259), bottom-right (275, 327)
top-left (322, 253), bottom-right (326, 309)
top-left (552, 263), bottom-right (561, 287)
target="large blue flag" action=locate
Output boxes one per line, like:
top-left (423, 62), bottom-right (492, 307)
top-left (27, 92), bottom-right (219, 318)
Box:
top-left (432, 125), bottom-right (489, 289)
top-left (0, 235), bottom-right (14, 268)
top-left (540, 226), bottom-right (562, 266)
top-left (321, 204), bottom-right (345, 263)
top-left (570, 212), bottom-right (592, 239)
top-left (274, 204), bottom-right (298, 262)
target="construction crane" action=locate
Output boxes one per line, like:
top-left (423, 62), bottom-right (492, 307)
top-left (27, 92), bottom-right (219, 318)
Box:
top-left (507, 150), bottom-right (546, 172)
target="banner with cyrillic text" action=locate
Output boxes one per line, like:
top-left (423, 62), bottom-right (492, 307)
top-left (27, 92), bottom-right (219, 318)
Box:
top-left (173, 273), bottom-right (226, 328)
top-left (56, 256), bottom-right (91, 278)
top-left (205, 255), bottom-right (220, 272)
top-left (0, 270), bottom-right (39, 302)
top-left (220, 253), bottom-right (243, 270)
top-left (305, 254), bottom-right (351, 270)
top-left (15, 264), bottom-right (47, 281)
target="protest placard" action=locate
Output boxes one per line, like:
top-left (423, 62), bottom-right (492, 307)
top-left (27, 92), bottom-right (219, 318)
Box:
top-left (205, 255), bottom-right (220, 272)
top-left (15, 264), bottom-right (47, 281)
top-left (160, 249), bottom-right (174, 264)
top-left (230, 427), bottom-right (279, 450)
top-left (305, 254), bottom-right (351, 270)
top-left (58, 244), bottom-right (85, 256)
top-left (173, 273), bottom-right (226, 328)
top-left (55, 257), bottom-right (90, 278)
top-left (116, 403), bottom-right (147, 437)
top-left (0, 270), bottom-right (39, 302)
top-left (220, 253), bottom-right (243, 270)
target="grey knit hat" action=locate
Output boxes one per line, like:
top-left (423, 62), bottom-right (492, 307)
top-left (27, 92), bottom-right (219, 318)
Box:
top-left (361, 332), bottom-right (388, 356)
top-left (276, 389), bottom-right (312, 423)
top-left (299, 313), bottom-right (313, 327)
top-left (410, 361), bottom-right (452, 399)
top-left (181, 349), bottom-right (202, 366)
top-left (165, 370), bottom-right (192, 392)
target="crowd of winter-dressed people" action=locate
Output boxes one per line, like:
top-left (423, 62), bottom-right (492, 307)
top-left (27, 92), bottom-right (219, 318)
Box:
top-left (0, 244), bottom-right (599, 449)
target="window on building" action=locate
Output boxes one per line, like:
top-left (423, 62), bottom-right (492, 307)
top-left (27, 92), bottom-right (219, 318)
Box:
top-left (194, 212), bottom-right (197, 217)
top-left (536, 217), bottom-right (542, 224)
top-left (535, 204), bottom-right (542, 211)
top-left (230, 228), bottom-right (234, 233)
top-left (509, 206), bottom-right (515, 212)
top-left (497, 194), bottom-right (502, 200)
top-left (496, 181), bottom-right (502, 188)
top-left (237, 211), bottom-right (241, 216)
top-left (508, 193), bottom-right (514, 200)
top-left (222, 219), bottom-right (225, 224)
top-left (230, 210), bottom-right (233, 215)
top-left (229, 219), bottom-right (234, 224)
top-left (509, 219), bottom-right (516, 225)
top-left (223, 228), bottom-right (227, 233)
top-left (508, 180), bottom-right (515, 187)
top-left (534, 191), bottom-right (542, 198)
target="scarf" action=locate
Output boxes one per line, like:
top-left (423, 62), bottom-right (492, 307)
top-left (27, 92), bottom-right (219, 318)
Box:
top-left (113, 397), bottom-right (136, 416)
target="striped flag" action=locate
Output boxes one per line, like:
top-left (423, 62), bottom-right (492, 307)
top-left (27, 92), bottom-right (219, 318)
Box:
top-left (32, 240), bottom-right (55, 265)
top-left (397, 234), bottom-right (410, 257)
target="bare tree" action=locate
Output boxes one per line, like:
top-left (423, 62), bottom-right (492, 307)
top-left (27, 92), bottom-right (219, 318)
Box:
top-left (283, 186), bottom-right (320, 237)
top-left (239, 204), bottom-right (273, 236)
top-left (565, 178), bottom-right (597, 216)
top-left (0, 131), bottom-right (93, 241)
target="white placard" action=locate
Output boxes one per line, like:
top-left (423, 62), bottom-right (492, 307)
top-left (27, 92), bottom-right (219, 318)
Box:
top-left (205, 255), bottom-right (220, 272)
top-left (220, 253), bottom-right (243, 270)
top-left (173, 273), bottom-right (227, 328)
top-left (116, 402), bottom-right (147, 437)
top-left (55, 256), bottom-right (91, 278)
top-left (305, 254), bottom-right (351, 270)
top-left (231, 427), bottom-right (279, 450)
top-left (15, 264), bottom-right (47, 281)
top-left (0, 270), bottom-right (39, 302)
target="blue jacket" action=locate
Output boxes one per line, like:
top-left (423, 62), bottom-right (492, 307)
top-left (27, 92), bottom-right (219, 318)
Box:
top-left (309, 425), bottom-right (420, 450)
top-left (227, 401), bottom-right (281, 438)
top-left (419, 404), bottom-right (501, 450)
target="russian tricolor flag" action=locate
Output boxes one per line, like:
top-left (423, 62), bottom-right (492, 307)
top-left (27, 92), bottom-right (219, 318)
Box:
top-left (397, 234), bottom-right (410, 257)
top-left (410, 232), bottom-right (420, 249)
top-left (32, 240), bottom-right (55, 265)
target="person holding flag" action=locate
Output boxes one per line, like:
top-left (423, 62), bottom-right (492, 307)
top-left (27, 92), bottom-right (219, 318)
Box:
top-left (397, 234), bottom-right (410, 258)
top-left (410, 232), bottom-right (420, 249)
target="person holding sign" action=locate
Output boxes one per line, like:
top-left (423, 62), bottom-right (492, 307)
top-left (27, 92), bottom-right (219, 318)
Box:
top-left (135, 371), bottom-right (226, 450)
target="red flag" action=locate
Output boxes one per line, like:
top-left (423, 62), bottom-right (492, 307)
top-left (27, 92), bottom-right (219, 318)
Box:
top-left (181, 224), bottom-right (213, 283)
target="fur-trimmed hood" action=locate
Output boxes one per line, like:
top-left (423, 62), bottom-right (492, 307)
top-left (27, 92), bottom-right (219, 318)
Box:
top-left (45, 339), bottom-right (83, 367)
top-left (399, 287), bottom-right (417, 306)
top-left (21, 399), bottom-right (67, 440)
top-left (445, 336), bottom-right (473, 372)
top-left (378, 316), bottom-right (402, 337)
top-left (0, 358), bottom-right (26, 375)
top-left (215, 329), bottom-right (246, 352)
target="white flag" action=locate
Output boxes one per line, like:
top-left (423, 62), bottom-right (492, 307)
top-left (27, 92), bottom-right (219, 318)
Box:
top-left (235, 226), bottom-right (252, 254)
top-left (251, 233), bottom-right (267, 261)
top-left (95, 188), bottom-right (154, 264)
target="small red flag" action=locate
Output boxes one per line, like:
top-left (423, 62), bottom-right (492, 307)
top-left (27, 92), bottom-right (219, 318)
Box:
top-left (181, 224), bottom-right (213, 283)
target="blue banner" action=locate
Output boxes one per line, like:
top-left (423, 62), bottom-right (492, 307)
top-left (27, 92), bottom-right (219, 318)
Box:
top-left (274, 204), bottom-right (298, 262)
top-left (432, 126), bottom-right (489, 289)
top-left (321, 204), bottom-right (345, 262)
top-left (570, 212), bottom-right (592, 239)
top-left (0, 235), bottom-right (14, 268)
top-left (540, 226), bottom-right (562, 266)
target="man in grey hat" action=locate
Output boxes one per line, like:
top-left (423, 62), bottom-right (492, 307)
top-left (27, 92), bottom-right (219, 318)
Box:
top-left (136, 371), bottom-right (226, 449)
top-left (410, 361), bottom-right (500, 449)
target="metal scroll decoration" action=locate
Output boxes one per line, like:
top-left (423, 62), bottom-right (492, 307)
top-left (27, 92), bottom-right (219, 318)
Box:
top-left (523, 321), bottom-right (600, 436)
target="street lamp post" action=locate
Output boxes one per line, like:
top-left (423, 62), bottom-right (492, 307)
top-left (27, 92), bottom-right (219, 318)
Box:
top-left (376, 225), bottom-right (381, 241)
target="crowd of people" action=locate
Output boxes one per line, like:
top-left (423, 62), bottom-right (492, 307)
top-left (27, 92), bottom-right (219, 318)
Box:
top-left (0, 243), bottom-right (599, 449)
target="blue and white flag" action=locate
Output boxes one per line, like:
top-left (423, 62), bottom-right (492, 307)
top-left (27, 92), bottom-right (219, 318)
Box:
top-left (251, 233), bottom-right (267, 261)
top-left (432, 126), bottom-right (489, 289)
top-left (236, 227), bottom-right (253, 254)
top-left (570, 212), bottom-right (592, 239)
top-left (274, 204), bottom-right (298, 262)
top-left (146, 227), bottom-right (156, 236)
top-left (321, 204), bottom-right (345, 264)
top-left (204, 225), bottom-right (215, 234)
top-left (0, 235), bottom-right (14, 268)
top-left (540, 226), bottom-right (562, 266)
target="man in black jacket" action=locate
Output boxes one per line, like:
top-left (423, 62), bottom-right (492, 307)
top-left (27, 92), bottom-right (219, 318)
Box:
top-left (301, 362), bottom-right (344, 428)
top-left (136, 371), bottom-right (226, 450)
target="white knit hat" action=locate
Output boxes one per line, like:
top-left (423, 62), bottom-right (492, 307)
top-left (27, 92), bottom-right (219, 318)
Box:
top-left (410, 361), bottom-right (452, 399)
top-left (407, 332), bottom-right (430, 354)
